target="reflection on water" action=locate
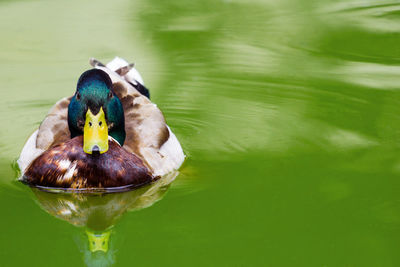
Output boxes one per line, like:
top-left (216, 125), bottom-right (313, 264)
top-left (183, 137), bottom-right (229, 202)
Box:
top-left (79, 230), bottom-right (115, 267)
top-left (30, 172), bottom-right (177, 266)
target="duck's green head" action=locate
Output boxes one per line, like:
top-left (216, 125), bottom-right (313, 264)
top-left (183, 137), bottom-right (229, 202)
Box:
top-left (68, 69), bottom-right (125, 154)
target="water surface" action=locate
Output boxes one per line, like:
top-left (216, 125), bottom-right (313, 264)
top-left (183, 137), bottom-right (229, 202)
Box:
top-left (1, 0), bottom-right (400, 266)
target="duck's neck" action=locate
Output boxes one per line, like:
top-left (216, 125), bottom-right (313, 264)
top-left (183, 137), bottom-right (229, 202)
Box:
top-left (109, 126), bottom-right (126, 146)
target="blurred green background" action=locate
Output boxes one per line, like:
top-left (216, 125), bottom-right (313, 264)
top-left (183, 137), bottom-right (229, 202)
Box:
top-left (1, 0), bottom-right (400, 266)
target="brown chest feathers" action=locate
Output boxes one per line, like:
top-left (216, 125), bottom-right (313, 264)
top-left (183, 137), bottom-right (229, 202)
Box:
top-left (24, 136), bottom-right (157, 190)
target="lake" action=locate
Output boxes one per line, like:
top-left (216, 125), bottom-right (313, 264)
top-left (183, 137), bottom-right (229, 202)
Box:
top-left (1, 0), bottom-right (400, 266)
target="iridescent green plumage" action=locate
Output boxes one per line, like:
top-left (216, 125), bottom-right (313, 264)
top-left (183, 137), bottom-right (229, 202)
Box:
top-left (68, 69), bottom-right (126, 145)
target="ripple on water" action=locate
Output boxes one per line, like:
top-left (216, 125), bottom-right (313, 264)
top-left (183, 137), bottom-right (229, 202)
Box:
top-left (314, 1), bottom-right (400, 89)
top-left (148, 0), bottom-right (400, 163)
top-left (320, 1), bottom-right (400, 32)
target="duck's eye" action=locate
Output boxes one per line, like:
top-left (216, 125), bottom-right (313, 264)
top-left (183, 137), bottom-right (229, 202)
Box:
top-left (99, 121), bottom-right (102, 126)
top-left (108, 91), bottom-right (113, 99)
top-left (76, 92), bottom-right (81, 100)
top-left (89, 122), bottom-right (92, 127)
top-left (77, 120), bottom-right (84, 129)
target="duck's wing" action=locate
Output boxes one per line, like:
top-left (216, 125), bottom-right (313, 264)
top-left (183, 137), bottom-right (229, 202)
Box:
top-left (93, 57), bottom-right (185, 176)
top-left (111, 80), bottom-right (184, 176)
top-left (36, 97), bottom-right (72, 150)
top-left (18, 97), bottom-right (71, 173)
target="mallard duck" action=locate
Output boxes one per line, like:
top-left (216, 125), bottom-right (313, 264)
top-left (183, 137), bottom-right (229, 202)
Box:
top-left (18, 57), bottom-right (185, 190)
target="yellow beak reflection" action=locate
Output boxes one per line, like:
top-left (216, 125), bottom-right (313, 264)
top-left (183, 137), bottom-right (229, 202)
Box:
top-left (83, 107), bottom-right (108, 154)
top-left (86, 230), bottom-right (111, 252)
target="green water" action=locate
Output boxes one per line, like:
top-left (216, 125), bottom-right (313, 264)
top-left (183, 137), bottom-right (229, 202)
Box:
top-left (1, 0), bottom-right (400, 266)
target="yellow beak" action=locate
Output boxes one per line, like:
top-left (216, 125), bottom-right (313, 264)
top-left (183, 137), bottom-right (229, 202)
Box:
top-left (83, 107), bottom-right (108, 154)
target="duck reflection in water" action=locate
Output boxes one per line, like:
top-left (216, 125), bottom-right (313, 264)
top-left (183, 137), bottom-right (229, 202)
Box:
top-left (30, 172), bottom-right (178, 267)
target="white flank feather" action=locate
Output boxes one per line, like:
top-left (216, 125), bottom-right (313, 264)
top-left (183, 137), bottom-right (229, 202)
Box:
top-left (17, 130), bottom-right (44, 174)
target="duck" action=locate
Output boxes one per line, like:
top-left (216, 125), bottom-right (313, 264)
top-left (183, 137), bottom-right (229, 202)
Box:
top-left (18, 57), bottom-right (185, 190)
